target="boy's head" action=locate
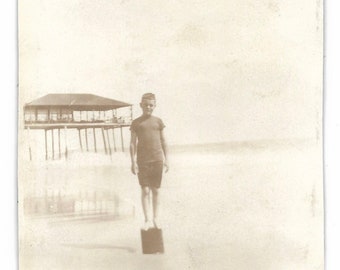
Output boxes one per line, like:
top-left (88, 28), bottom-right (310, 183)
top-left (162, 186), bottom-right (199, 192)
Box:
top-left (140, 93), bottom-right (156, 116)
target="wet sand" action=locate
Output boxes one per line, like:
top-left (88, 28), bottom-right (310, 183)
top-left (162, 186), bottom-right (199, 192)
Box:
top-left (19, 140), bottom-right (323, 270)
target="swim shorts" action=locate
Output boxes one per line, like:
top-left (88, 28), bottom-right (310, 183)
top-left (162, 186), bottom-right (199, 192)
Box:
top-left (138, 161), bottom-right (163, 188)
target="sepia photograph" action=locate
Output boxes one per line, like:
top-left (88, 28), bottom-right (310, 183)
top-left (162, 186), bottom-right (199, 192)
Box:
top-left (18, 1), bottom-right (323, 269)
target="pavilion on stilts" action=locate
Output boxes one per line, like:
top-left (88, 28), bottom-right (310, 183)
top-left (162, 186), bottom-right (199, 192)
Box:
top-left (24, 93), bottom-right (133, 160)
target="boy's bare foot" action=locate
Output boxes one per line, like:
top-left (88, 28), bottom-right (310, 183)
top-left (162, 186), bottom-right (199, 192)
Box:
top-left (153, 218), bottom-right (161, 229)
top-left (142, 220), bottom-right (154, 231)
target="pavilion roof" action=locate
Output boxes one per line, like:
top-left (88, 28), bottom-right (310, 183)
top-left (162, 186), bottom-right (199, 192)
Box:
top-left (24, 93), bottom-right (131, 111)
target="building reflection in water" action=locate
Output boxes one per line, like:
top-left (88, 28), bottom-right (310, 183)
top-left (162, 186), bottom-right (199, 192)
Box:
top-left (24, 190), bottom-right (135, 221)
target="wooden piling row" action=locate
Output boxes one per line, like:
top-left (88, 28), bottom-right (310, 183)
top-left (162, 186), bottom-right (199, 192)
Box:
top-left (30, 124), bottom-right (127, 160)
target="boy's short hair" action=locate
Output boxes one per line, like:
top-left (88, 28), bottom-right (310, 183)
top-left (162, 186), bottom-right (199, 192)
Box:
top-left (141, 93), bottom-right (156, 101)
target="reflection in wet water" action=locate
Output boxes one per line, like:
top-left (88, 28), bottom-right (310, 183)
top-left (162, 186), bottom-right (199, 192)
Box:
top-left (23, 157), bottom-right (137, 223)
top-left (24, 190), bottom-right (135, 221)
top-left (62, 243), bottom-right (136, 253)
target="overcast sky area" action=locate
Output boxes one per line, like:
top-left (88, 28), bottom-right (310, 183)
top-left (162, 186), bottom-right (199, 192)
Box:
top-left (19, 0), bottom-right (322, 145)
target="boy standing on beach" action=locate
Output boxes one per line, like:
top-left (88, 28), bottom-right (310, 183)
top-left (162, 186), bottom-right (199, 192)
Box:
top-left (130, 93), bottom-right (169, 230)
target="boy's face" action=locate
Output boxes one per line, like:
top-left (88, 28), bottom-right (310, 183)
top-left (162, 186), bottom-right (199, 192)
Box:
top-left (140, 99), bottom-right (156, 116)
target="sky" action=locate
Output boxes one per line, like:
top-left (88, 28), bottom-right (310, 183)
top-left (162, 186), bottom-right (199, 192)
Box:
top-left (19, 0), bottom-right (322, 145)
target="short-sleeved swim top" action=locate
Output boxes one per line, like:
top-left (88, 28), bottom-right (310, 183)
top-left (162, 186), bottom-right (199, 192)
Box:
top-left (130, 115), bottom-right (165, 164)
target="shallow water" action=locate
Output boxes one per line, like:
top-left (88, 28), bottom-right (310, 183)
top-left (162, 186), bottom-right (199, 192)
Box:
top-left (19, 139), bottom-right (323, 270)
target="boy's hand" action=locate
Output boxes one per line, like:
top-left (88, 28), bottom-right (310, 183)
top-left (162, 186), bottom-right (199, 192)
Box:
top-left (164, 160), bottom-right (169, 173)
top-left (131, 162), bottom-right (138, 175)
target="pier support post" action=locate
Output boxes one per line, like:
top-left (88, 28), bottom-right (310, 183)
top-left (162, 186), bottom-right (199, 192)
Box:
top-left (112, 128), bottom-right (117, 152)
top-left (120, 126), bottom-right (124, 152)
top-left (101, 127), bottom-right (107, 154)
top-left (44, 129), bottom-right (48, 160)
top-left (78, 129), bottom-right (83, 151)
top-left (85, 128), bottom-right (89, 151)
top-left (27, 127), bottom-right (32, 161)
top-left (93, 128), bottom-right (97, 153)
top-left (106, 129), bottom-right (112, 156)
top-left (130, 105), bottom-right (133, 121)
top-left (58, 128), bottom-right (61, 159)
top-left (51, 129), bottom-right (55, 160)
top-left (64, 126), bottom-right (68, 159)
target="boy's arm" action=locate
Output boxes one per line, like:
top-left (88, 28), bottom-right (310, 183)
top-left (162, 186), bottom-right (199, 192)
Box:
top-left (160, 129), bottom-right (169, 173)
top-left (130, 130), bottom-right (138, 175)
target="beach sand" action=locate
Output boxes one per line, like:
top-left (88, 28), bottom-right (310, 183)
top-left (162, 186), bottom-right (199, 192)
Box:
top-left (19, 139), bottom-right (323, 270)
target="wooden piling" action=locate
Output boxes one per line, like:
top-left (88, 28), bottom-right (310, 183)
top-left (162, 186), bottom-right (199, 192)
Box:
top-left (44, 129), bottom-right (48, 160)
top-left (106, 129), bottom-right (112, 156)
top-left (101, 127), bottom-right (107, 154)
top-left (120, 126), bottom-right (124, 152)
top-left (27, 127), bottom-right (32, 161)
top-left (51, 129), bottom-right (55, 160)
top-left (130, 105), bottom-right (133, 121)
top-left (78, 128), bottom-right (83, 151)
top-left (64, 126), bottom-right (68, 159)
top-left (58, 128), bottom-right (61, 159)
top-left (85, 128), bottom-right (89, 151)
top-left (112, 128), bottom-right (117, 152)
top-left (93, 128), bottom-right (97, 152)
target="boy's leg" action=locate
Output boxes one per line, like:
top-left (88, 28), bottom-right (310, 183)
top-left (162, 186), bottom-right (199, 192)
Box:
top-left (151, 187), bottom-right (160, 228)
top-left (141, 186), bottom-right (152, 228)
